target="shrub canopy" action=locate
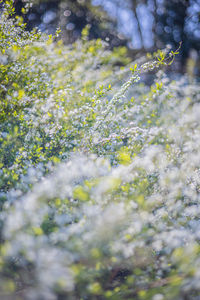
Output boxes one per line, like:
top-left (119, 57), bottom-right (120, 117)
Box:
top-left (0, 1), bottom-right (200, 299)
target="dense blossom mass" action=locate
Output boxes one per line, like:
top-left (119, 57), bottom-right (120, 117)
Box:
top-left (0, 1), bottom-right (200, 299)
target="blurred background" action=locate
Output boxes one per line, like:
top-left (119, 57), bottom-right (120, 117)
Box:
top-left (14, 0), bottom-right (200, 75)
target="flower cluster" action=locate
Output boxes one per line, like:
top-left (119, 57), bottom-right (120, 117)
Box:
top-left (0, 1), bottom-right (200, 299)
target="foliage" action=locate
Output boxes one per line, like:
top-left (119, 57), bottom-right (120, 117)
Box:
top-left (14, 0), bottom-right (127, 47)
top-left (14, 0), bottom-right (200, 74)
top-left (0, 1), bottom-right (200, 299)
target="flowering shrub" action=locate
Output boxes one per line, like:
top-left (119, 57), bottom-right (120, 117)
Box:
top-left (1, 1), bottom-right (200, 299)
